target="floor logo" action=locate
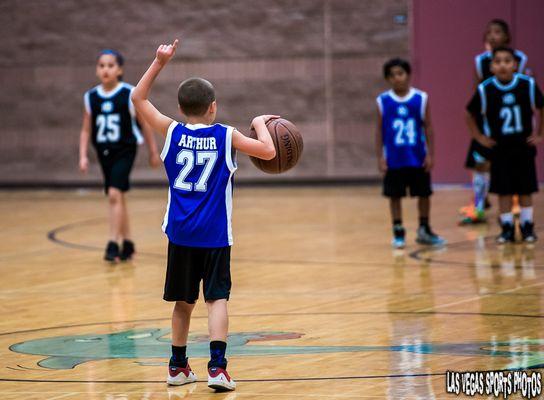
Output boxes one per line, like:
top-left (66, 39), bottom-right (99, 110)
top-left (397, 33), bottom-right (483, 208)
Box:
top-left (9, 329), bottom-right (544, 370)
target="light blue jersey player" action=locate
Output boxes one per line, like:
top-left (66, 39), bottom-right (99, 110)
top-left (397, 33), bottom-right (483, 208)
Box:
top-left (376, 87), bottom-right (428, 170)
top-left (131, 39), bottom-right (276, 391)
top-left (375, 58), bottom-right (445, 249)
top-left (161, 121), bottom-right (237, 247)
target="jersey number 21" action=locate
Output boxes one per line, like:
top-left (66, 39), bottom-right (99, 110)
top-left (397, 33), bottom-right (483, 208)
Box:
top-left (500, 106), bottom-right (522, 135)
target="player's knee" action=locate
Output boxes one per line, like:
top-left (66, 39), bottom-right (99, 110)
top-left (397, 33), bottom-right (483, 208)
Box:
top-left (205, 298), bottom-right (227, 309)
top-left (108, 188), bottom-right (122, 204)
top-left (390, 197), bottom-right (401, 204)
top-left (174, 301), bottom-right (195, 315)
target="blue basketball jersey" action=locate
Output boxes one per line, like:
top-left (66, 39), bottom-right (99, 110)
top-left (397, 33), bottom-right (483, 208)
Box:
top-left (161, 121), bottom-right (237, 248)
top-left (376, 88), bottom-right (428, 169)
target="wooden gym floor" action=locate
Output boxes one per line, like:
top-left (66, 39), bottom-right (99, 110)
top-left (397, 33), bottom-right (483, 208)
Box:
top-left (0, 186), bottom-right (543, 399)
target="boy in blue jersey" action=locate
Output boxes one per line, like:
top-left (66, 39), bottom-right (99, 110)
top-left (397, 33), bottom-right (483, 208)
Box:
top-left (132, 39), bottom-right (276, 391)
top-left (375, 58), bottom-right (445, 249)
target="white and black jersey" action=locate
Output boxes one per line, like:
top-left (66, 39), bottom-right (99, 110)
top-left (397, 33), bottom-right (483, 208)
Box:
top-left (84, 82), bottom-right (143, 150)
top-left (474, 49), bottom-right (528, 82)
top-left (467, 73), bottom-right (543, 146)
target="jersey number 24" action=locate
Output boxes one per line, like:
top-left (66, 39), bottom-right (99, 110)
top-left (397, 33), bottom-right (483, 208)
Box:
top-left (393, 118), bottom-right (416, 146)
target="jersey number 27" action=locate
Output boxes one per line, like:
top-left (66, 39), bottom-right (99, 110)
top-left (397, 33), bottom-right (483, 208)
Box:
top-left (174, 150), bottom-right (218, 192)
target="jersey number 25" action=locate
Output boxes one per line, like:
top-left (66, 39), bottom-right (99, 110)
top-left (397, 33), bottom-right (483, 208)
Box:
top-left (96, 114), bottom-right (120, 143)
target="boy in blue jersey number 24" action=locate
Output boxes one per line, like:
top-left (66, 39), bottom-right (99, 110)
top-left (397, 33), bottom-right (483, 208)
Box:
top-left (375, 58), bottom-right (446, 249)
top-left (132, 39), bottom-right (276, 391)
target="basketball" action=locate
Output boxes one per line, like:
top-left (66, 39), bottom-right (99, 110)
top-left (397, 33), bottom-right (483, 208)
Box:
top-left (249, 118), bottom-right (303, 174)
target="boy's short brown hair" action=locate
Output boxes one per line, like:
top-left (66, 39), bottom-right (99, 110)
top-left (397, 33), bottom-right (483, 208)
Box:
top-left (177, 77), bottom-right (215, 116)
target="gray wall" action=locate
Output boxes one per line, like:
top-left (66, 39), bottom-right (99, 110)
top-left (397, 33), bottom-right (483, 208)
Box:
top-left (0, 0), bottom-right (408, 185)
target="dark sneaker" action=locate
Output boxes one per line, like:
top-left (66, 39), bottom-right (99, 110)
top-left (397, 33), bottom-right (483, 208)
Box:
top-left (208, 367), bottom-right (236, 391)
top-left (496, 223), bottom-right (515, 244)
top-left (120, 240), bottom-right (135, 261)
top-left (520, 222), bottom-right (537, 243)
top-left (104, 241), bottom-right (120, 262)
top-left (416, 226), bottom-right (446, 246)
top-left (392, 225), bottom-right (406, 249)
top-left (167, 364), bottom-right (197, 386)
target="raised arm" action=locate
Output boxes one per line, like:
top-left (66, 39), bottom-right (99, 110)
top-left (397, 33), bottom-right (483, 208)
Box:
top-left (79, 108), bottom-right (91, 173)
top-left (131, 39), bottom-right (179, 136)
top-left (232, 115), bottom-right (277, 160)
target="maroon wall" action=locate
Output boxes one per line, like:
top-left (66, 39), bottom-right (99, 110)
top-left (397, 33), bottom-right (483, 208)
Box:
top-left (0, 0), bottom-right (408, 185)
top-left (412, 0), bottom-right (544, 183)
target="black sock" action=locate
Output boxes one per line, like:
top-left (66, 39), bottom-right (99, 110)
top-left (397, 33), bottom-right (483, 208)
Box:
top-left (393, 219), bottom-right (402, 227)
top-left (419, 217), bottom-right (429, 229)
top-left (208, 341), bottom-right (227, 369)
top-left (170, 345), bottom-right (187, 368)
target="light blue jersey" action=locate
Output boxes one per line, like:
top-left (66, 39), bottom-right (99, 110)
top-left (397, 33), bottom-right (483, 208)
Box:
top-left (161, 121), bottom-right (237, 247)
top-left (376, 88), bottom-right (428, 169)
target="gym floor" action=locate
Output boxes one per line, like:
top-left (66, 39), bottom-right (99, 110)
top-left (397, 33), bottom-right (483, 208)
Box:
top-left (0, 186), bottom-right (543, 399)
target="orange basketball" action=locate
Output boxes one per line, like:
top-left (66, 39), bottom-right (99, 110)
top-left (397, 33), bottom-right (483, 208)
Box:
top-left (249, 118), bottom-right (303, 174)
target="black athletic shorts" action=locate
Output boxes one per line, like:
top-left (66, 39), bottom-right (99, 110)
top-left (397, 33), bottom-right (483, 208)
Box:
top-left (96, 145), bottom-right (137, 194)
top-left (490, 146), bottom-right (538, 195)
top-left (383, 167), bottom-right (432, 198)
top-left (465, 139), bottom-right (493, 168)
top-left (163, 241), bottom-right (232, 304)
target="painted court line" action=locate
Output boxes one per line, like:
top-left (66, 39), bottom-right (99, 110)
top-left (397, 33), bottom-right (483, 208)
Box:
top-left (44, 393), bottom-right (76, 400)
top-left (417, 280), bottom-right (544, 312)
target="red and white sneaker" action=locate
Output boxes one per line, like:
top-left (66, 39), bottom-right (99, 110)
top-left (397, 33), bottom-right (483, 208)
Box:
top-left (167, 364), bottom-right (197, 386)
top-left (207, 367), bottom-right (236, 391)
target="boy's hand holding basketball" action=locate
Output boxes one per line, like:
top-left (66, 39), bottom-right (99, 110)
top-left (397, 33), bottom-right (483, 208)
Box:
top-left (155, 39), bottom-right (179, 66)
top-left (251, 115), bottom-right (280, 129)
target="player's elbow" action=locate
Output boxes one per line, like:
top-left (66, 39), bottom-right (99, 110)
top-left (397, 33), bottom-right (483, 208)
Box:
top-left (261, 146), bottom-right (276, 160)
top-left (130, 91), bottom-right (143, 104)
